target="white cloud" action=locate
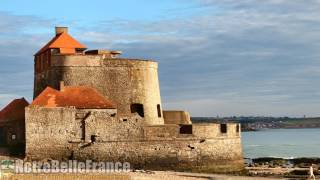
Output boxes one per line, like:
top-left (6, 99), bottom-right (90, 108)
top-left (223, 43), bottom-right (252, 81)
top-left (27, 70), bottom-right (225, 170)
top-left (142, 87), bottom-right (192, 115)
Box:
top-left (76, 0), bottom-right (320, 116)
top-left (1, 1), bottom-right (320, 116)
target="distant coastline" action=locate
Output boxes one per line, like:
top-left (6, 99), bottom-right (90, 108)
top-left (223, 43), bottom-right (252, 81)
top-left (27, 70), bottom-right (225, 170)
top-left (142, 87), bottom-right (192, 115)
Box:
top-left (192, 117), bottom-right (320, 131)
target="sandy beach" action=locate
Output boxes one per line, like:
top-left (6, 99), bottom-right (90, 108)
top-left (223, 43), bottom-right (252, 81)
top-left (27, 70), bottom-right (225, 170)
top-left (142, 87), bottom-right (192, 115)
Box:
top-left (0, 171), bottom-right (282, 180)
top-left (131, 171), bottom-right (281, 180)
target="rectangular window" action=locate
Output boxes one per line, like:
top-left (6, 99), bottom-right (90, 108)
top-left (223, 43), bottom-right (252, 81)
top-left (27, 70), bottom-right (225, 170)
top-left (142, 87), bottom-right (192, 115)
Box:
top-left (180, 125), bottom-right (193, 134)
top-left (220, 124), bottom-right (227, 134)
top-left (11, 134), bottom-right (16, 140)
top-left (236, 124), bottom-right (240, 133)
top-left (131, 103), bottom-right (144, 117)
top-left (81, 120), bottom-right (85, 140)
top-left (157, 104), bottom-right (162, 117)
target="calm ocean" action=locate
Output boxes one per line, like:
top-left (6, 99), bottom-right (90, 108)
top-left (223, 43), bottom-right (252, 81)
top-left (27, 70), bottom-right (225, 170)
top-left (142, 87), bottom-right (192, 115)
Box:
top-left (242, 128), bottom-right (320, 158)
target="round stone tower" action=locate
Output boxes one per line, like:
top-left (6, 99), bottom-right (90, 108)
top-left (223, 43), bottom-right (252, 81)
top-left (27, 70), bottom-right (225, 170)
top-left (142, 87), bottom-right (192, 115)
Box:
top-left (34, 54), bottom-right (164, 125)
top-left (34, 27), bottom-right (164, 125)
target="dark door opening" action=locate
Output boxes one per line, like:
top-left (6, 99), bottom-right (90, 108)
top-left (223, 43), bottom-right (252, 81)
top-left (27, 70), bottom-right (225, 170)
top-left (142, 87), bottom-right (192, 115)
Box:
top-left (131, 103), bottom-right (144, 117)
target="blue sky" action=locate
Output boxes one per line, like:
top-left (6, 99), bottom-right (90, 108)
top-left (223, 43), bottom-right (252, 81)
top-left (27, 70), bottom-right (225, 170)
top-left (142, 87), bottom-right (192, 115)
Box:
top-left (0, 0), bottom-right (320, 117)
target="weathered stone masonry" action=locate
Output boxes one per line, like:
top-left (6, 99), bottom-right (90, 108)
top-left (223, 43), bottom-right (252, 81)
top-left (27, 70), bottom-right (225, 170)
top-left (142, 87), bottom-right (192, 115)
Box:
top-left (26, 106), bottom-right (243, 172)
top-left (23, 27), bottom-right (245, 173)
top-left (34, 55), bottom-right (163, 125)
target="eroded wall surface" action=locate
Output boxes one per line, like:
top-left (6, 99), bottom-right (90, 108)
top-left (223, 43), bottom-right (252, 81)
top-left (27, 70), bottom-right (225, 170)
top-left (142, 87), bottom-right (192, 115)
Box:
top-left (30, 55), bottom-right (244, 173)
top-left (72, 138), bottom-right (244, 173)
top-left (26, 107), bottom-right (244, 173)
top-left (34, 55), bottom-right (164, 125)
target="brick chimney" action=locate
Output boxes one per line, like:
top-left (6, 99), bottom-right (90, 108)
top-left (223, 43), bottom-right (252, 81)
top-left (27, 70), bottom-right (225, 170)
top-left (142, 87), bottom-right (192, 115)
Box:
top-left (55, 27), bottom-right (68, 35)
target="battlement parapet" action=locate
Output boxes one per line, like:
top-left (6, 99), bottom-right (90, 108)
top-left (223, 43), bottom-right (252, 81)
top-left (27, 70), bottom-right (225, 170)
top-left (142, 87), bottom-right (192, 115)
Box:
top-left (144, 123), bottom-right (241, 140)
top-left (50, 54), bottom-right (158, 68)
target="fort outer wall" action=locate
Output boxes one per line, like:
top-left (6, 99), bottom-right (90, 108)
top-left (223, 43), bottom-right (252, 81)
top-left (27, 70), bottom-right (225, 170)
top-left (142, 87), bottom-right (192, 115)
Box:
top-left (163, 111), bottom-right (192, 124)
top-left (25, 106), bottom-right (244, 173)
top-left (34, 54), bottom-right (164, 125)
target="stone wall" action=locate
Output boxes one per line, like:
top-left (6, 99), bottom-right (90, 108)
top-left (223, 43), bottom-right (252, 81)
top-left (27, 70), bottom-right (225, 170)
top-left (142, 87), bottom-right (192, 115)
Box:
top-left (25, 107), bottom-right (120, 159)
top-left (34, 55), bottom-right (164, 125)
top-left (26, 106), bottom-right (244, 172)
top-left (25, 106), bottom-right (148, 157)
top-left (192, 123), bottom-right (240, 139)
top-left (25, 107), bottom-right (76, 159)
top-left (71, 138), bottom-right (244, 173)
top-left (80, 110), bottom-right (145, 142)
top-left (144, 124), bottom-right (180, 140)
top-left (163, 111), bottom-right (191, 124)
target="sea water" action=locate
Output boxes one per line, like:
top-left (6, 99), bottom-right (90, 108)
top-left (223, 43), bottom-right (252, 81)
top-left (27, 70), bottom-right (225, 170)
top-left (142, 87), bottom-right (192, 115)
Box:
top-left (242, 128), bottom-right (320, 158)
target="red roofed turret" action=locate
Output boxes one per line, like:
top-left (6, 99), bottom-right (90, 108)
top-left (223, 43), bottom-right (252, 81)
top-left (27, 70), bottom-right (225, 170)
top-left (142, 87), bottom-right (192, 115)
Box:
top-left (34, 27), bottom-right (87, 74)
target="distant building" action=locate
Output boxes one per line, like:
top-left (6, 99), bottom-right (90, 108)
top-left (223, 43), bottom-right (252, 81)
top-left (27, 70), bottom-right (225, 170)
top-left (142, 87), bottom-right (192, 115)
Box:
top-left (0, 98), bottom-right (29, 154)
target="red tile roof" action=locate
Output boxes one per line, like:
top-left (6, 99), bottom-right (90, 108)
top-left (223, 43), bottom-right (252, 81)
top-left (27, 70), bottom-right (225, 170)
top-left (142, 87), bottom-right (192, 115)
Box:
top-left (0, 98), bottom-right (29, 122)
top-left (31, 86), bottom-right (115, 109)
top-left (35, 32), bottom-right (87, 55)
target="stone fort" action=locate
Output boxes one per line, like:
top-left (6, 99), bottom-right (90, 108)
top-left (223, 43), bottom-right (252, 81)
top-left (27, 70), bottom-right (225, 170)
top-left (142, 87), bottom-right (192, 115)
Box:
top-left (0, 27), bottom-right (244, 172)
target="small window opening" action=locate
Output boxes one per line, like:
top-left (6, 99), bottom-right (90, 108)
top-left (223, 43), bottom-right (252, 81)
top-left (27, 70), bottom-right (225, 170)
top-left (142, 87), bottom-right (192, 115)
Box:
top-left (131, 103), bottom-right (144, 117)
top-left (157, 104), bottom-right (162, 117)
top-left (11, 134), bottom-right (16, 140)
top-left (91, 135), bottom-right (97, 143)
top-left (220, 124), bottom-right (227, 134)
top-left (123, 119), bottom-right (128, 122)
top-left (81, 120), bottom-right (85, 141)
top-left (236, 124), bottom-right (240, 133)
top-left (180, 125), bottom-right (193, 134)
